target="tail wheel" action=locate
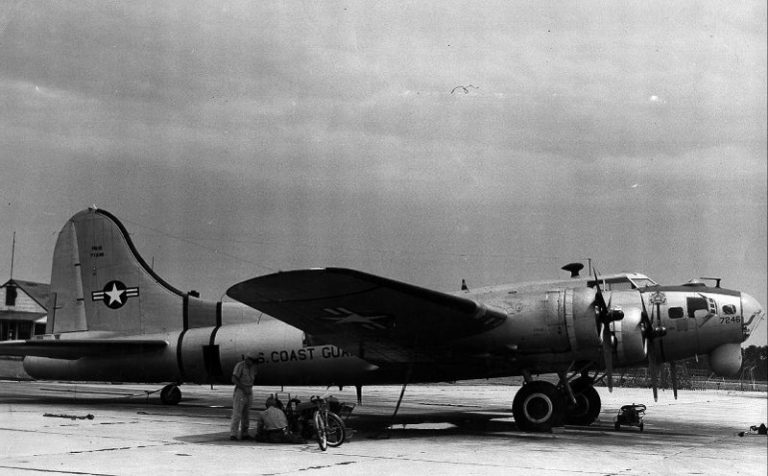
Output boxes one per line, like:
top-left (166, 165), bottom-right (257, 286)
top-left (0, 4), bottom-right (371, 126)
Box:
top-left (325, 412), bottom-right (346, 447)
top-left (564, 378), bottom-right (601, 426)
top-left (313, 411), bottom-right (328, 451)
top-left (512, 381), bottom-right (564, 432)
top-left (160, 384), bottom-right (181, 405)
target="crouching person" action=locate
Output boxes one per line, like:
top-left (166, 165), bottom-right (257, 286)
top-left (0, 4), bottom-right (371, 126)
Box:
top-left (256, 396), bottom-right (305, 443)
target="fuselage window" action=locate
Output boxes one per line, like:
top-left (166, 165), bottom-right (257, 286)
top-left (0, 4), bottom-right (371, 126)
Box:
top-left (722, 304), bottom-right (737, 315)
top-left (668, 307), bottom-right (684, 319)
top-left (687, 297), bottom-right (708, 318)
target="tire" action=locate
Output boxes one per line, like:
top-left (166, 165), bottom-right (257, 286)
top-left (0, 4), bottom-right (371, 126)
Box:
top-left (313, 411), bottom-right (328, 451)
top-left (160, 384), bottom-right (181, 405)
top-left (564, 379), bottom-right (601, 426)
top-left (512, 381), bottom-right (564, 432)
top-left (325, 412), bottom-right (346, 447)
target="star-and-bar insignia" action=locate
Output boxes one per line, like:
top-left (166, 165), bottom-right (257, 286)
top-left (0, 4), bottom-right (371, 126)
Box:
top-left (319, 307), bottom-right (395, 331)
top-left (91, 280), bottom-right (139, 309)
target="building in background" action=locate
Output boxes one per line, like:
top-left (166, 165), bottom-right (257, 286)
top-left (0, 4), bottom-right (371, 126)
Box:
top-left (0, 279), bottom-right (49, 340)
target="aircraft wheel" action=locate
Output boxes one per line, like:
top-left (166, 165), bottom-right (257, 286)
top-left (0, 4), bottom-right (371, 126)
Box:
top-left (160, 384), bottom-right (182, 405)
top-left (512, 381), bottom-right (564, 432)
top-left (564, 378), bottom-right (601, 426)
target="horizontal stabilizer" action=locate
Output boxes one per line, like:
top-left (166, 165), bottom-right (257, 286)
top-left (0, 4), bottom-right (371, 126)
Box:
top-left (0, 339), bottom-right (168, 360)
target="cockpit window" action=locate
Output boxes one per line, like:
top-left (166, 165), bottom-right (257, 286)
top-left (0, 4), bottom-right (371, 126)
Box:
top-left (668, 307), bottom-right (684, 319)
top-left (687, 297), bottom-right (708, 318)
top-left (630, 278), bottom-right (657, 288)
top-left (687, 296), bottom-right (718, 318)
top-left (587, 275), bottom-right (657, 290)
top-left (605, 281), bottom-right (634, 291)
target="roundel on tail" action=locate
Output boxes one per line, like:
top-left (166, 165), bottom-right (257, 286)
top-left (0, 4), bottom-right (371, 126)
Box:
top-left (91, 280), bottom-right (140, 309)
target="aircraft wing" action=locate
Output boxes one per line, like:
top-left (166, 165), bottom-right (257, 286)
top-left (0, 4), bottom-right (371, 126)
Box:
top-left (227, 268), bottom-right (507, 363)
top-left (0, 339), bottom-right (168, 360)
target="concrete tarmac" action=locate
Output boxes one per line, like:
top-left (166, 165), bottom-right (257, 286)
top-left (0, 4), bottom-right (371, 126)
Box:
top-left (0, 380), bottom-right (766, 476)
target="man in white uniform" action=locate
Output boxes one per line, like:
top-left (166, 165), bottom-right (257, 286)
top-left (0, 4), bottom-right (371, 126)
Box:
top-left (229, 353), bottom-right (258, 440)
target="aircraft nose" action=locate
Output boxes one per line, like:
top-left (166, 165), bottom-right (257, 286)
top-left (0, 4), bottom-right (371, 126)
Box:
top-left (741, 293), bottom-right (765, 340)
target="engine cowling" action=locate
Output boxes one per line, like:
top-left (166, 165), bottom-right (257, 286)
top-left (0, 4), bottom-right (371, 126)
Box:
top-left (563, 287), bottom-right (602, 355)
top-left (463, 287), bottom-right (648, 366)
top-left (605, 291), bottom-right (647, 366)
top-left (563, 288), bottom-right (646, 365)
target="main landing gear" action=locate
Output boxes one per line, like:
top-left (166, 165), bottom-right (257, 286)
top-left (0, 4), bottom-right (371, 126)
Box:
top-left (512, 381), bottom-right (564, 432)
top-left (564, 377), bottom-right (601, 426)
top-left (512, 375), bottom-right (601, 432)
top-left (160, 384), bottom-right (182, 405)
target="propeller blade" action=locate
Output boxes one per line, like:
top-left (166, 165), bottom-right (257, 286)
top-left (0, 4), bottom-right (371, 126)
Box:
top-left (603, 323), bottom-right (614, 392)
top-left (593, 270), bottom-right (610, 337)
top-left (670, 360), bottom-right (678, 400)
top-left (594, 271), bottom-right (617, 392)
top-left (648, 343), bottom-right (659, 402)
top-left (639, 289), bottom-right (669, 401)
top-left (593, 271), bottom-right (607, 311)
top-left (639, 293), bottom-right (652, 340)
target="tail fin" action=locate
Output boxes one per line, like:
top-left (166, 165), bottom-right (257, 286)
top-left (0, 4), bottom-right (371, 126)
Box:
top-left (48, 207), bottom-right (185, 335)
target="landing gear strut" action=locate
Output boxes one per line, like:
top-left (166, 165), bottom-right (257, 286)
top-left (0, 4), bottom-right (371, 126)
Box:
top-left (563, 377), bottom-right (601, 426)
top-left (512, 374), bottom-right (602, 431)
top-left (160, 384), bottom-right (181, 405)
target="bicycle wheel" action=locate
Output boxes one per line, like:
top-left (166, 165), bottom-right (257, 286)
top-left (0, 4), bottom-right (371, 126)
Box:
top-left (325, 412), bottom-right (346, 447)
top-left (313, 411), bottom-right (328, 451)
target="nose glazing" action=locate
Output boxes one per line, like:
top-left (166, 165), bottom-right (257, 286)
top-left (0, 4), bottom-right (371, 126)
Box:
top-left (741, 293), bottom-right (765, 340)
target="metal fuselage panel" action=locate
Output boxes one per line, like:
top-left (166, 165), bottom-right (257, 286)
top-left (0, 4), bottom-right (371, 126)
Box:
top-left (453, 287), bottom-right (603, 373)
top-left (25, 208), bottom-right (759, 387)
top-left (454, 284), bottom-right (749, 374)
top-left (24, 284), bottom-right (752, 385)
top-left (24, 305), bottom-right (378, 386)
top-left (636, 286), bottom-right (745, 361)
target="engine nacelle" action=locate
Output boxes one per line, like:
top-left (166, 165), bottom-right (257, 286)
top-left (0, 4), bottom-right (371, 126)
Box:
top-left (477, 287), bottom-right (604, 359)
top-left (606, 291), bottom-right (647, 366)
top-left (563, 287), bottom-right (603, 355)
top-left (488, 287), bottom-right (648, 365)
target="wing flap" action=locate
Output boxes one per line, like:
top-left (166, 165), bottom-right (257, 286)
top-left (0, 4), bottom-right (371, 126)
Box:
top-left (0, 339), bottom-right (168, 360)
top-left (227, 268), bottom-right (507, 363)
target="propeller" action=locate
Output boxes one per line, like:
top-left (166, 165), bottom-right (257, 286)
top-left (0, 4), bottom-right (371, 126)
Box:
top-left (669, 360), bottom-right (678, 399)
top-left (593, 272), bottom-right (623, 392)
top-left (638, 291), bottom-right (668, 401)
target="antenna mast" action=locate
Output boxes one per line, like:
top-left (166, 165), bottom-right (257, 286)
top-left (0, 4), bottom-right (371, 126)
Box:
top-left (10, 231), bottom-right (15, 280)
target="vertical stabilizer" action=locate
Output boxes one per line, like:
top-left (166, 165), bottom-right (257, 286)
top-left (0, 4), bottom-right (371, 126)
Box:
top-left (50, 208), bottom-right (186, 335)
top-left (48, 219), bottom-right (87, 333)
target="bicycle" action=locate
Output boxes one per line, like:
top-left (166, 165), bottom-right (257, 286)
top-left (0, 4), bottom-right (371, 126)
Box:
top-left (309, 395), bottom-right (346, 451)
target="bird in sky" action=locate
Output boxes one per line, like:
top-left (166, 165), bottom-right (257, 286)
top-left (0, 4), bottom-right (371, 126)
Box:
top-left (451, 84), bottom-right (479, 94)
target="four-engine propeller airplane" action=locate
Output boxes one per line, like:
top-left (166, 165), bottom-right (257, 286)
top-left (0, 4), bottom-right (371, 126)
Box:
top-left (0, 208), bottom-right (764, 431)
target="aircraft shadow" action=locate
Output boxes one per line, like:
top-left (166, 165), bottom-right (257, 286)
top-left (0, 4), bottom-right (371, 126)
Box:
top-left (2, 384), bottom-right (750, 444)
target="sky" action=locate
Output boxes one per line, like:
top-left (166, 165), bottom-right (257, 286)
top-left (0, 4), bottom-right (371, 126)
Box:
top-left (1, 1), bottom-right (766, 345)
